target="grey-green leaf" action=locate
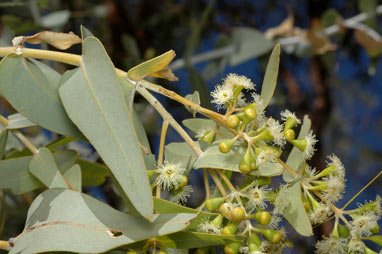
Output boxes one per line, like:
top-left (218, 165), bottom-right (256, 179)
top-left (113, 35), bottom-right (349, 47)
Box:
top-left (230, 27), bottom-right (273, 66)
top-left (194, 142), bottom-right (282, 177)
top-left (0, 56), bottom-right (83, 138)
top-left (282, 180), bottom-right (313, 236)
top-left (63, 164), bottom-right (82, 191)
top-left (6, 113), bottom-right (35, 129)
top-left (182, 118), bottom-right (233, 140)
top-left (0, 150), bottom-right (77, 194)
top-left (260, 44), bottom-right (281, 108)
top-left (9, 188), bottom-right (197, 254)
top-left (59, 37), bottom-right (153, 220)
top-left (77, 159), bottom-right (109, 187)
top-left (29, 147), bottom-right (68, 189)
top-left (283, 115), bottom-right (311, 182)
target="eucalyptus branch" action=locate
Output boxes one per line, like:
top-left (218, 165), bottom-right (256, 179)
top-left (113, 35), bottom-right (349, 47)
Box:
top-left (202, 169), bottom-right (211, 200)
top-left (0, 115), bottom-right (8, 127)
top-left (12, 130), bottom-right (38, 155)
top-left (135, 83), bottom-right (202, 156)
top-left (156, 120), bottom-right (169, 198)
top-left (207, 168), bottom-right (227, 196)
top-left (0, 240), bottom-right (9, 251)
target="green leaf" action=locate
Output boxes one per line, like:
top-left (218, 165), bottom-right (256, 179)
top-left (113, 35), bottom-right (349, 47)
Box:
top-left (29, 148), bottom-right (69, 189)
top-left (59, 37), bottom-right (153, 220)
top-left (184, 91), bottom-right (200, 117)
top-left (0, 56), bottom-right (83, 138)
top-left (0, 128), bottom-right (8, 159)
top-left (182, 118), bottom-right (233, 140)
top-left (9, 188), bottom-right (197, 254)
top-left (229, 28), bottom-right (273, 66)
top-left (165, 142), bottom-right (199, 175)
top-left (63, 164), bottom-right (82, 191)
top-left (283, 115), bottom-right (311, 182)
top-left (158, 232), bottom-right (244, 249)
top-left (0, 150), bottom-right (77, 194)
top-left (77, 159), bottom-right (109, 187)
top-left (6, 113), bottom-right (35, 129)
top-left (260, 44), bottom-right (280, 108)
top-left (193, 141), bottom-right (282, 177)
top-left (282, 180), bottom-right (312, 236)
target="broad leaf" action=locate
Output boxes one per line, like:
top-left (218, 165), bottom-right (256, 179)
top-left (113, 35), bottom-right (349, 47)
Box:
top-left (0, 150), bottom-right (77, 194)
top-left (59, 37), bottom-right (153, 220)
top-left (165, 142), bottom-right (199, 174)
top-left (283, 115), bottom-right (311, 182)
top-left (194, 142), bottom-right (282, 177)
top-left (29, 148), bottom-right (69, 189)
top-left (9, 188), bottom-right (197, 254)
top-left (260, 44), bottom-right (281, 108)
top-left (6, 113), bottom-right (35, 129)
top-left (63, 164), bottom-right (82, 191)
top-left (282, 180), bottom-right (313, 236)
top-left (230, 27), bottom-right (273, 66)
top-left (0, 56), bottom-right (83, 138)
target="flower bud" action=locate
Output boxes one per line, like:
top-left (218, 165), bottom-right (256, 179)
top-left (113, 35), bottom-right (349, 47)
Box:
top-left (230, 207), bottom-right (246, 223)
top-left (370, 224), bottom-right (380, 234)
top-left (177, 175), bottom-right (188, 189)
top-left (157, 250), bottom-right (168, 254)
top-left (226, 115), bottom-right (240, 129)
top-left (205, 197), bottom-right (226, 212)
top-left (254, 211), bottom-right (271, 225)
top-left (285, 240), bottom-right (294, 248)
top-left (257, 228), bottom-right (283, 244)
top-left (201, 130), bottom-right (215, 144)
top-left (284, 129), bottom-right (295, 142)
top-left (210, 214), bottom-right (224, 228)
top-left (248, 233), bottom-right (262, 252)
top-left (219, 140), bottom-right (234, 153)
top-left (239, 149), bottom-right (252, 173)
top-left (224, 242), bottom-right (240, 254)
top-left (244, 107), bottom-right (257, 123)
top-left (219, 203), bottom-right (233, 218)
top-left (222, 223), bottom-right (237, 235)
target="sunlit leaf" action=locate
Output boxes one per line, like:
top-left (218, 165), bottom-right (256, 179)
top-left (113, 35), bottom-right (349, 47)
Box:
top-left (59, 37), bottom-right (153, 220)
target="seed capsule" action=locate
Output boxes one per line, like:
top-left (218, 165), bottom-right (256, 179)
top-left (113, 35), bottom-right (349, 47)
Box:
top-left (257, 228), bottom-right (283, 244)
top-left (219, 203), bottom-right (233, 218)
top-left (284, 129), bottom-right (295, 142)
top-left (224, 242), bottom-right (240, 254)
top-left (226, 115), bottom-right (240, 129)
top-left (221, 223), bottom-right (237, 235)
top-left (201, 130), bottom-right (215, 144)
top-left (254, 211), bottom-right (271, 226)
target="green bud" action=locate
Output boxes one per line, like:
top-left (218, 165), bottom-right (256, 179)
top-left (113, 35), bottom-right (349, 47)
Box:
top-left (284, 116), bottom-right (298, 131)
top-left (201, 130), bottom-right (215, 144)
top-left (157, 250), bottom-right (168, 254)
top-left (244, 107), bottom-right (257, 121)
top-left (254, 211), bottom-right (271, 225)
top-left (222, 223), bottom-right (237, 235)
top-left (210, 214), bottom-right (224, 228)
top-left (370, 224), bottom-right (380, 234)
top-left (285, 240), bottom-right (294, 248)
top-left (284, 129), bottom-right (295, 142)
top-left (205, 197), bottom-right (226, 212)
top-left (248, 233), bottom-right (262, 251)
top-left (219, 140), bottom-right (234, 153)
top-left (177, 175), bottom-right (188, 189)
top-left (224, 242), bottom-right (240, 254)
top-left (257, 228), bottom-right (283, 244)
top-left (312, 165), bottom-right (336, 179)
top-left (253, 129), bottom-right (274, 142)
top-left (290, 139), bottom-right (307, 152)
top-left (230, 207), bottom-right (246, 223)
top-left (239, 151), bottom-right (251, 173)
top-left (226, 115), bottom-right (240, 129)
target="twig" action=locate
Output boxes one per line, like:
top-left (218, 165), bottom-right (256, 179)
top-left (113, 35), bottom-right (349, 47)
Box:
top-left (156, 120), bottom-right (169, 198)
top-left (0, 240), bottom-right (9, 251)
top-left (202, 169), bottom-right (211, 200)
top-left (207, 168), bottom-right (227, 196)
